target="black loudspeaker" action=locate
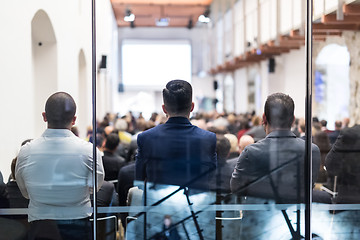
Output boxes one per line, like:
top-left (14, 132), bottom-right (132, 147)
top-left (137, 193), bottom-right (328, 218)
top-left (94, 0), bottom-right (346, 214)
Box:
top-left (213, 80), bottom-right (218, 90)
top-left (269, 58), bottom-right (275, 73)
top-left (118, 83), bottom-right (124, 93)
top-left (100, 55), bottom-right (107, 69)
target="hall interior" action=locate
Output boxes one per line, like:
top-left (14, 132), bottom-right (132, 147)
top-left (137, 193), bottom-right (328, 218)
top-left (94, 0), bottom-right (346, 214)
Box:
top-left (1, 0), bottom-right (360, 239)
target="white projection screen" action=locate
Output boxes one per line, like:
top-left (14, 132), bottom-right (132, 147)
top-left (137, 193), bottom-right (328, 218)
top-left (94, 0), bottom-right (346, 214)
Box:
top-left (121, 39), bottom-right (192, 88)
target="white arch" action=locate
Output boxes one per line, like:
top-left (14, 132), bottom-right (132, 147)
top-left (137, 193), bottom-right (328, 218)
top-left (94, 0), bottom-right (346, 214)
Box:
top-left (32, 10), bottom-right (58, 136)
top-left (315, 44), bottom-right (350, 129)
top-left (77, 49), bottom-right (91, 138)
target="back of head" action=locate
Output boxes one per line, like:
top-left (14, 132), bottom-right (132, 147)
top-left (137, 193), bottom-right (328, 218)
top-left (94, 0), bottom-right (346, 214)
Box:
top-left (264, 93), bottom-right (294, 129)
top-left (162, 80), bottom-right (192, 116)
top-left (45, 92), bottom-right (76, 129)
top-left (224, 133), bottom-right (239, 153)
top-left (239, 135), bottom-right (254, 153)
top-left (105, 133), bottom-right (120, 151)
top-left (216, 135), bottom-right (231, 162)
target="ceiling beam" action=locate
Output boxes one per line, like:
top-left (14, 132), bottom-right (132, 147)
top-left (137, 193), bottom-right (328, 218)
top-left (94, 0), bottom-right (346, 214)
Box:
top-left (321, 13), bottom-right (360, 24)
top-left (343, 4), bottom-right (360, 15)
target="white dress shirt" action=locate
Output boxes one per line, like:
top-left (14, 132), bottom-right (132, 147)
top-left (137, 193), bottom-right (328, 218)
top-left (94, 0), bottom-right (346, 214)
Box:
top-left (15, 129), bottom-right (104, 222)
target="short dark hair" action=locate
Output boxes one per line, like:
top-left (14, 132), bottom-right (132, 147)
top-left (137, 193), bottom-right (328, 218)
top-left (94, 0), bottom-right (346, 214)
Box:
top-left (162, 80), bottom-right (192, 115)
top-left (264, 93), bottom-right (294, 129)
top-left (45, 92), bottom-right (76, 128)
top-left (105, 133), bottom-right (120, 151)
top-left (216, 135), bottom-right (231, 162)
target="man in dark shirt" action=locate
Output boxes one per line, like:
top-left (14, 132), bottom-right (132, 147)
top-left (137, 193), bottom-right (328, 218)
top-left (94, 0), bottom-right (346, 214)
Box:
top-left (102, 133), bottom-right (126, 181)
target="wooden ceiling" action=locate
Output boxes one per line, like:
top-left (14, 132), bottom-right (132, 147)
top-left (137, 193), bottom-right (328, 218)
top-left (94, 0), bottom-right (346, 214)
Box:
top-left (210, 2), bottom-right (360, 74)
top-left (111, 0), bottom-right (212, 28)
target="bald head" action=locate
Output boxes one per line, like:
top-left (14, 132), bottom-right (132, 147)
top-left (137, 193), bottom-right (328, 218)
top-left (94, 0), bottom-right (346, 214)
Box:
top-left (238, 135), bottom-right (254, 153)
top-left (43, 92), bottom-right (76, 129)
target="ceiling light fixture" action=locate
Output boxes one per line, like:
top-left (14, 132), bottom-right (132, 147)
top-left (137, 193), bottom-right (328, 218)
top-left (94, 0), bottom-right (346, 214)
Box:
top-left (155, 18), bottom-right (169, 27)
top-left (198, 7), bottom-right (211, 23)
top-left (124, 9), bottom-right (135, 22)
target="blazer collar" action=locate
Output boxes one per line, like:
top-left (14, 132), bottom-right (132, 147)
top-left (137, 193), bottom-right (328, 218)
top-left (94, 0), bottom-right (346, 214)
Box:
top-left (266, 130), bottom-right (296, 138)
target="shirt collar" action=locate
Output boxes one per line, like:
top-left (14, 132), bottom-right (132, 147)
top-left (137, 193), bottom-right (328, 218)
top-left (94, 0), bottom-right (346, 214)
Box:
top-left (42, 129), bottom-right (75, 137)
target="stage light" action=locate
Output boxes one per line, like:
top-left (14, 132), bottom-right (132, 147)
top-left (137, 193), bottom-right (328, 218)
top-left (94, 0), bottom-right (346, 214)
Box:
top-left (124, 9), bottom-right (135, 22)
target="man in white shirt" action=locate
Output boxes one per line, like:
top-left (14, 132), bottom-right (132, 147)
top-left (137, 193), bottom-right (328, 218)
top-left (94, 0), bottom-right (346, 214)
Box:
top-left (16, 92), bottom-right (104, 240)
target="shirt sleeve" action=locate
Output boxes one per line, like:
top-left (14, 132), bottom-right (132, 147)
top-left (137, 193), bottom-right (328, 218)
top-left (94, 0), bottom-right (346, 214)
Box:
top-left (87, 148), bottom-right (104, 192)
top-left (230, 148), bottom-right (252, 193)
top-left (15, 148), bottom-right (29, 199)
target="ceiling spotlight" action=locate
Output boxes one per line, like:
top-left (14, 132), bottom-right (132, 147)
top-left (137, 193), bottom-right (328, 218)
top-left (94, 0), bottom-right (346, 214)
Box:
top-left (198, 7), bottom-right (211, 23)
top-left (198, 14), bottom-right (210, 23)
top-left (124, 9), bottom-right (135, 22)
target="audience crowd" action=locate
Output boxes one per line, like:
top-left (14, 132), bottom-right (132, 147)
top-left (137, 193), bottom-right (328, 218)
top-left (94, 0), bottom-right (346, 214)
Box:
top-left (0, 93), bottom-right (356, 239)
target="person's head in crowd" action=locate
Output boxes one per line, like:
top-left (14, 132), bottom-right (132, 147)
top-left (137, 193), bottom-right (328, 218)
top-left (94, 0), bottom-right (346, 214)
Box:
top-left (104, 133), bottom-right (120, 152)
top-left (312, 122), bottom-right (322, 135)
top-left (95, 133), bottom-right (104, 151)
top-left (42, 92), bottom-right (76, 129)
top-left (342, 117), bottom-right (349, 128)
top-left (115, 118), bottom-right (128, 132)
top-left (251, 115), bottom-right (262, 127)
top-left (216, 135), bottom-right (231, 163)
top-left (150, 112), bottom-right (158, 122)
top-left (136, 118), bottom-right (147, 132)
top-left (104, 125), bottom-right (114, 137)
top-left (320, 119), bottom-right (328, 131)
top-left (238, 135), bottom-right (254, 153)
top-left (334, 120), bottom-right (342, 131)
top-left (298, 118), bottom-right (306, 135)
top-left (224, 133), bottom-right (239, 154)
top-left (162, 80), bottom-right (194, 118)
top-left (262, 92), bottom-right (295, 134)
top-left (227, 114), bottom-right (237, 125)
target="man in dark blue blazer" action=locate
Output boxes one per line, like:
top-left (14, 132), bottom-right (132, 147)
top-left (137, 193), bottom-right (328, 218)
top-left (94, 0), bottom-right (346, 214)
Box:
top-left (135, 80), bottom-right (217, 189)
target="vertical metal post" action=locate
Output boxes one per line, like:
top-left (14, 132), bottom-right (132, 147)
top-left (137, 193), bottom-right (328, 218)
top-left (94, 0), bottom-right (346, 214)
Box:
top-left (305, 0), bottom-right (313, 239)
top-left (91, 0), bottom-right (98, 239)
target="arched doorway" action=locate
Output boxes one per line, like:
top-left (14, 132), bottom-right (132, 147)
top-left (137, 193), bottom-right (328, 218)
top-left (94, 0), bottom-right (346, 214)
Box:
top-left (77, 49), bottom-right (90, 138)
top-left (315, 44), bottom-right (350, 130)
top-left (32, 10), bottom-right (57, 136)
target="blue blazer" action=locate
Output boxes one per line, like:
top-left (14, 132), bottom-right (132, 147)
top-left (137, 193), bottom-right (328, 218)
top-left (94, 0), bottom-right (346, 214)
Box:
top-left (135, 117), bottom-right (217, 189)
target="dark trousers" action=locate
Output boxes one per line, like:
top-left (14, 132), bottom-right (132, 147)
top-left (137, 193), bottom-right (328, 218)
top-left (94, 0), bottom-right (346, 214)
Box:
top-left (29, 218), bottom-right (92, 240)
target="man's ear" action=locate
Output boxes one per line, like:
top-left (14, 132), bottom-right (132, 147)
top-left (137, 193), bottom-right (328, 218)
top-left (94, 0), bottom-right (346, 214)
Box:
top-left (190, 102), bottom-right (194, 112)
top-left (162, 104), bottom-right (168, 115)
top-left (262, 113), bottom-right (267, 125)
top-left (42, 112), bottom-right (47, 123)
top-left (71, 116), bottom-right (77, 126)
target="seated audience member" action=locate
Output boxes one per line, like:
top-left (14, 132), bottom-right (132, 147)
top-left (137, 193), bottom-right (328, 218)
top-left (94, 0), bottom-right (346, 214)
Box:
top-left (15, 92), bottom-right (104, 240)
top-left (227, 114), bottom-right (239, 135)
top-left (154, 215), bottom-right (181, 240)
top-left (115, 118), bottom-right (132, 144)
top-left (245, 115), bottom-right (266, 142)
top-left (328, 120), bottom-right (342, 145)
top-left (224, 133), bottom-right (239, 159)
top-left (325, 123), bottom-right (360, 203)
top-left (7, 157), bottom-right (30, 209)
top-left (210, 135), bottom-right (232, 193)
top-left (230, 93), bottom-right (320, 203)
top-left (91, 181), bottom-right (118, 207)
top-left (136, 80), bottom-right (217, 189)
top-left (313, 130), bottom-right (331, 183)
top-left (298, 118), bottom-right (306, 140)
top-left (102, 133), bottom-right (126, 181)
top-left (0, 172), bottom-right (8, 208)
top-left (238, 135), bottom-right (255, 154)
top-left (117, 162), bottom-right (135, 230)
top-left (237, 118), bottom-right (250, 141)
